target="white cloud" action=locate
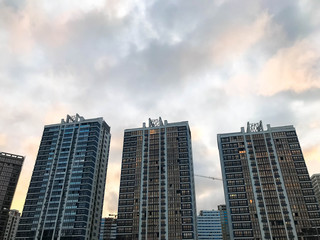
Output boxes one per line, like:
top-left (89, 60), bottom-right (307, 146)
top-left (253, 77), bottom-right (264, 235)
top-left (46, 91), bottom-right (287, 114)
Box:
top-left (211, 12), bottom-right (271, 65)
top-left (0, 134), bottom-right (7, 146)
top-left (257, 36), bottom-right (320, 95)
top-left (1, 0), bottom-right (320, 216)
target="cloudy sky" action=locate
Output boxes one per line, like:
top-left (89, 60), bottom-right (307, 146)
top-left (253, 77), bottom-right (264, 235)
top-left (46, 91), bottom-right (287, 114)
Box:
top-left (1, 0), bottom-right (320, 216)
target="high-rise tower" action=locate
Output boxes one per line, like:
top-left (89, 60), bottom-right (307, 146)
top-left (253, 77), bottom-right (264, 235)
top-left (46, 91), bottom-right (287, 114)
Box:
top-left (218, 121), bottom-right (320, 240)
top-left (3, 209), bottom-right (21, 240)
top-left (0, 152), bottom-right (24, 239)
top-left (311, 174), bottom-right (320, 207)
top-left (218, 204), bottom-right (230, 240)
top-left (99, 216), bottom-right (117, 240)
top-left (16, 114), bottom-right (111, 240)
top-left (116, 118), bottom-right (197, 240)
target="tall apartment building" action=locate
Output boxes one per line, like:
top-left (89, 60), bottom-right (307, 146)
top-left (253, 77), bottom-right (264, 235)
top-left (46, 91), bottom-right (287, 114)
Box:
top-left (3, 209), bottom-right (21, 240)
top-left (197, 210), bottom-right (223, 240)
top-left (99, 216), bottom-right (117, 240)
top-left (0, 152), bottom-right (24, 239)
top-left (311, 174), bottom-right (320, 206)
top-left (116, 118), bottom-right (197, 240)
top-left (218, 121), bottom-right (320, 240)
top-left (16, 114), bottom-right (111, 240)
top-left (218, 204), bottom-right (230, 240)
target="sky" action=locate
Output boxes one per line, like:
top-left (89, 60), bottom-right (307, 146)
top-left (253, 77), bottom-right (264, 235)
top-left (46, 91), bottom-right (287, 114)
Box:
top-left (1, 0), bottom-right (320, 217)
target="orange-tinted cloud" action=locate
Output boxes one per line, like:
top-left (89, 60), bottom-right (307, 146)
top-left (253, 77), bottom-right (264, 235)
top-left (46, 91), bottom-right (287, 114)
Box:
top-left (257, 37), bottom-right (320, 95)
top-left (211, 12), bottom-right (270, 65)
top-left (11, 136), bottom-right (40, 212)
top-left (304, 145), bottom-right (320, 176)
top-left (103, 161), bottom-right (121, 216)
top-left (0, 134), bottom-right (7, 146)
top-left (44, 104), bottom-right (69, 124)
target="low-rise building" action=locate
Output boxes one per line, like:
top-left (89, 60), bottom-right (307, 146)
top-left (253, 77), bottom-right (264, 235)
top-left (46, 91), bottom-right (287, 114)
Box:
top-left (100, 216), bottom-right (117, 240)
top-left (197, 210), bottom-right (223, 240)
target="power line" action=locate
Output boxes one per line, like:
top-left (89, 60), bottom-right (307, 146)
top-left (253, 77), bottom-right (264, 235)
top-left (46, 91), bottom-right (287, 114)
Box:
top-left (195, 174), bottom-right (223, 181)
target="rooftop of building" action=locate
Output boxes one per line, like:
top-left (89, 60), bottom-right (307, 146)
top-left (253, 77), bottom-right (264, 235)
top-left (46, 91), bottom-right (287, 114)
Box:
top-left (311, 173), bottom-right (320, 178)
top-left (218, 120), bottom-right (295, 137)
top-left (125, 117), bottom-right (189, 131)
top-left (45, 113), bottom-right (111, 131)
top-left (0, 152), bottom-right (24, 160)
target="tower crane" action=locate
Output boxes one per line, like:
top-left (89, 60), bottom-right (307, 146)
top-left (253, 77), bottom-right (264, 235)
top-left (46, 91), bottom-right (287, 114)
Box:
top-left (195, 174), bottom-right (223, 181)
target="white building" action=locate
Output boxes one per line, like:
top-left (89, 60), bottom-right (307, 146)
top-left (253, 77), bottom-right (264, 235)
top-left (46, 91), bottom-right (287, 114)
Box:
top-left (197, 210), bottom-right (223, 240)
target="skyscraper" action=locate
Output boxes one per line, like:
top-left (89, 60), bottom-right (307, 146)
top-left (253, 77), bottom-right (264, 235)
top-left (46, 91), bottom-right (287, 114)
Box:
top-left (197, 210), bottom-right (223, 240)
top-left (0, 152), bottom-right (24, 239)
top-left (99, 217), bottom-right (117, 240)
top-left (16, 114), bottom-right (111, 240)
top-left (218, 121), bottom-right (320, 240)
top-left (311, 174), bottom-right (320, 207)
top-left (116, 118), bottom-right (197, 240)
top-left (217, 204), bottom-right (230, 240)
top-left (3, 209), bottom-right (21, 240)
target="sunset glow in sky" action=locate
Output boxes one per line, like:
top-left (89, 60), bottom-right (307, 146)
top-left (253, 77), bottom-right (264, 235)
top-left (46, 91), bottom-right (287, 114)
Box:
top-left (1, 0), bottom-right (320, 217)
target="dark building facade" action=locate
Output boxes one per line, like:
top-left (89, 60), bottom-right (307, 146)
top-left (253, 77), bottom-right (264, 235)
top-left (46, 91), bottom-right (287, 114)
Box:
top-left (218, 204), bottom-right (230, 240)
top-left (100, 217), bottom-right (117, 240)
top-left (16, 114), bottom-right (111, 240)
top-left (0, 152), bottom-right (24, 239)
top-left (116, 118), bottom-right (197, 240)
top-left (311, 174), bottom-right (320, 208)
top-left (218, 121), bottom-right (320, 240)
top-left (3, 209), bottom-right (20, 240)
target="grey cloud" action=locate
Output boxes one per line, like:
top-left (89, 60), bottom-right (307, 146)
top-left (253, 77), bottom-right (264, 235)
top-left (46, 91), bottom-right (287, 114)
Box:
top-left (267, 89), bottom-right (320, 103)
top-left (2, 0), bottom-right (26, 11)
top-left (253, 94), bottom-right (298, 125)
top-left (262, 0), bottom-right (320, 39)
top-left (2, 0), bottom-right (320, 214)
